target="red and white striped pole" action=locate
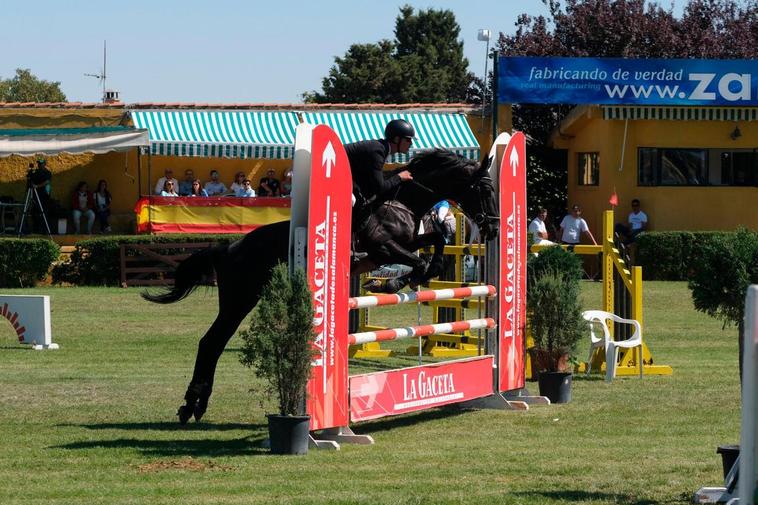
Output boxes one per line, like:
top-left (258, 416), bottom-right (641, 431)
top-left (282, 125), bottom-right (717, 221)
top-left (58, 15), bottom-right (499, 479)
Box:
top-left (348, 318), bottom-right (496, 345)
top-left (348, 285), bottom-right (496, 310)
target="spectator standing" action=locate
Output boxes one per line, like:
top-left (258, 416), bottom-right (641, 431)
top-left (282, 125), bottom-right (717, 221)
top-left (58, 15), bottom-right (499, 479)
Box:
top-left (235, 179), bottom-right (256, 197)
top-left (204, 170), bottom-right (227, 196)
top-left (559, 204), bottom-right (597, 245)
top-left (93, 179), bottom-right (112, 233)
top-left (281, 170), bottom-right (292, 197)
top-left (154, 169), bottom-right (178, 195)
top-left (160, 180), bottom-right (179, 197)
top-left (178, 169), bottom-right (195, 196)
top-left (229, 171), bottom-right (246, 195)
top-left (189, 179), bottom-right (208, 197)
top-left (528, 207), bottom-right (554, 245)
top-left (432, 200), bottom-right (456, 244)
top-left (71, 181), bottom-right (95, 234)
top-left (258, 169), bottom-right (280, 196)
top-left (615, 199), bottom-right (648, 244)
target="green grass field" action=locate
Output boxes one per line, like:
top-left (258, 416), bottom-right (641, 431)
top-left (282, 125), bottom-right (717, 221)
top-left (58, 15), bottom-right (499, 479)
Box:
top-left (0, 282), bottom-right (741, 504)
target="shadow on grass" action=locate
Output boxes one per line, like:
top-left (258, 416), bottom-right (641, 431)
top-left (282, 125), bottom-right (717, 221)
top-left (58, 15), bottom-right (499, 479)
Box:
top-left (57, 421), bottom-right (265, 432)
top-left (512, 490), bottom-right (666, 504)
top-left (52, 435), bottom-right (270, 457)
top-left (354, 407), bottom-right (468, 435)
top-left (0, 345), bottom-right (32, 351)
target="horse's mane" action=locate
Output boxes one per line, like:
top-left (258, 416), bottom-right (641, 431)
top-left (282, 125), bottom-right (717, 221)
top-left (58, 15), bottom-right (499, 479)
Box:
top-left (405, 149), bottom-right (480, 184)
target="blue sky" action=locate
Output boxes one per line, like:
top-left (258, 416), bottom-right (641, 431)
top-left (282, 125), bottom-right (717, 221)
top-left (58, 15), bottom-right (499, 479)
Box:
top-left (1, 0), bottom-right (684, 103)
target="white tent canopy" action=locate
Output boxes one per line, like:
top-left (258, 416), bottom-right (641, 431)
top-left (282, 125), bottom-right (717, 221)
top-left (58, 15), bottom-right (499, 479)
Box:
top-left (0, 127), bottom-right (150, 158)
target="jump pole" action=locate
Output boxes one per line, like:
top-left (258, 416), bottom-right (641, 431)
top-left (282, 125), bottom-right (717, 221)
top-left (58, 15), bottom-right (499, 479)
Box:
top-left (290, 124), bottom-right (544, 450)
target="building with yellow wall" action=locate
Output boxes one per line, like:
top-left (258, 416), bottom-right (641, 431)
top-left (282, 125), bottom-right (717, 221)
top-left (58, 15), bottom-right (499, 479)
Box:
top-left (550, 105), bottom-right (757, 235)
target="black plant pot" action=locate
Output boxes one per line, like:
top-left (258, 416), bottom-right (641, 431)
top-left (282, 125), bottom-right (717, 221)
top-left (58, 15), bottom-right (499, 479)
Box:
top-left (267, 414), bottom-right (310, 455)
top-left (538, 372), bottom-right (573, 404)
top-left (717, 444), bottom-right (740, 479)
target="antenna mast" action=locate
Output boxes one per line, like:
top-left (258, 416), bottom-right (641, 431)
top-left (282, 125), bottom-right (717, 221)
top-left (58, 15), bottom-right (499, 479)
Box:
top-left (84, 40), bottom-right (108, 102)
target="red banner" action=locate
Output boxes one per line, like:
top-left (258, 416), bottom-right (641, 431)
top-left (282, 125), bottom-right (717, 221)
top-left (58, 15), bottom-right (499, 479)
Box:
top-left (349, 356), bottom-right (495, 422)
top-left (499, 132), bottom-right (527, 392)
top-left (306, 125), bottom-right (352, 431)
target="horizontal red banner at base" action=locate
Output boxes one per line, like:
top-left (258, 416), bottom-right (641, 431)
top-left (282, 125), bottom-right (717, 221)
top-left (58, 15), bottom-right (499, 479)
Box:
top-left (349, 356), bottom-right (494, 422)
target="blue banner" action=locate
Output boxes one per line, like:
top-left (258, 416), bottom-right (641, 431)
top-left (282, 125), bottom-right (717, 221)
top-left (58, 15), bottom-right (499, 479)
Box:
top-left (498, 57), bottom-right (758, 105)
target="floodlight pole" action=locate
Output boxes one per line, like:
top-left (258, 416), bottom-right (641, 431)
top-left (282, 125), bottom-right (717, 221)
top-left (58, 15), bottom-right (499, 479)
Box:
top-left (492, 50), bottom-right (499, 140)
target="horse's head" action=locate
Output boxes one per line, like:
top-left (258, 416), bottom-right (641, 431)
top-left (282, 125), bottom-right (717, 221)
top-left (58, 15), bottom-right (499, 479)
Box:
top-left (405, 149), bottom-right (499, 241)
top-left (453, 161), bottom-right (499, 241)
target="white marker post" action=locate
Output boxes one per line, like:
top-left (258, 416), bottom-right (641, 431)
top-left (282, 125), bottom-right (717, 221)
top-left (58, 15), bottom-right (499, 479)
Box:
top-left (0, 295), bottom-right (57, 350)
top-left (739, 286), bottom-right (758, 504)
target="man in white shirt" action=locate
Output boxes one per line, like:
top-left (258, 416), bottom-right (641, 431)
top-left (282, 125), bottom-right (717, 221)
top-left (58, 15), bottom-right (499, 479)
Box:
top-left (528, 207), bottom-right (554, 245)
top-left (615, 199), bottom-right (648, 244)
top-left (204, 170), bottom-right (228, 196)
top-left (559, 204), bottom-right (597, 245)
top-left (154, 169), bottom-right (179, 196)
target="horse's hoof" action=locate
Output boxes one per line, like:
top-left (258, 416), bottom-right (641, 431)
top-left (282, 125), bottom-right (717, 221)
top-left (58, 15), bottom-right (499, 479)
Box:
top-left (177, 405), bottom-right (194, 425)
top-left (362, 279), bottom-right (384, 292)
top-left (193, 399), bottom-right (208, 422)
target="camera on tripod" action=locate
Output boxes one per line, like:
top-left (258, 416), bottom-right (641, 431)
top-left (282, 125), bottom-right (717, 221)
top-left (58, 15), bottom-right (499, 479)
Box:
top-left (18, 159), bottom-right (53, 237)
top-left (26, 160), bottom-right (47, 189)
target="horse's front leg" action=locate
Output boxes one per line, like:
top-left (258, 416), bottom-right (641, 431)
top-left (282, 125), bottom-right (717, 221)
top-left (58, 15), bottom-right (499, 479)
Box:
top-left (406, 231), bottom-right (447, 284)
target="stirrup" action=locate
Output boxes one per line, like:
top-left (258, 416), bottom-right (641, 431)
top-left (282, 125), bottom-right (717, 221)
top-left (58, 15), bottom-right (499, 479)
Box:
top-left (351, 251), bottom-right (368, 264)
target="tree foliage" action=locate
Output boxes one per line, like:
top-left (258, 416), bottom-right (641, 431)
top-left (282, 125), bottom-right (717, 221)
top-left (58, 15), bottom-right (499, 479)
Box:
top-left (688, 229), bottom-right (758, 327)
top-left (499, 0), bottom-right (758, 217)
top-left (238, 264), bottom-right (317, 416)
top-left (687, 229), bottom-right (758, 379)
top-left (306, 6), bottom-right (472, 103)
top-left (0, 68), bottom-right (66, 103)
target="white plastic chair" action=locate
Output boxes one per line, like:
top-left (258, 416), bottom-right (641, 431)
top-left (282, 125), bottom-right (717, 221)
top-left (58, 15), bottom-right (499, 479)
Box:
top-left (582, 310), bottom-right (643, 382)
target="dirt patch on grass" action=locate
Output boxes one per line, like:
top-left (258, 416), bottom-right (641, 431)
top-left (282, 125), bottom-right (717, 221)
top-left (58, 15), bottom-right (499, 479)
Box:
top-left (136, 457), bottom-right (232, 473)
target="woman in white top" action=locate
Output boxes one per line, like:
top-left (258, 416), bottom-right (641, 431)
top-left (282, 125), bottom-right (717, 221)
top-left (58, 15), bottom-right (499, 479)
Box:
top-left (229, 171), bottom-right (246, 195)
top-left (94, 179), bottom-right (112, 233)
top-left (160, 180), bottom-right (179, 197)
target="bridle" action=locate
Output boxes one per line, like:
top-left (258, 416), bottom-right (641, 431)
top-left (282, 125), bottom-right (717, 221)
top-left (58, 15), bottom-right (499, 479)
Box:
top-left (455, 174), bottom-right (499, 231)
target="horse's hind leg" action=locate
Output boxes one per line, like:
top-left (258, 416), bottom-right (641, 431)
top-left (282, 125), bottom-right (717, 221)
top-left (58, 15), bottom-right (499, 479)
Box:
top-left (179, 303), bottom-right (252, 423)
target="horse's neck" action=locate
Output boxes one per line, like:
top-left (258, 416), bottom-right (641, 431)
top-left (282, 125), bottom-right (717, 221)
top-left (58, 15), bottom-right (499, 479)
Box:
top-left (395, 190), bottom-right (439, 222)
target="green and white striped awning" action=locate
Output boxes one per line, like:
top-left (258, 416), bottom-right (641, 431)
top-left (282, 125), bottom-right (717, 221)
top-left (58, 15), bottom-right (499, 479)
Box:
top-left (301, 112), bottom-right (480, 162)
top-left (130, 110), bottom-right (299, 159)
top-left (602, 106), bottom-right (758, 121)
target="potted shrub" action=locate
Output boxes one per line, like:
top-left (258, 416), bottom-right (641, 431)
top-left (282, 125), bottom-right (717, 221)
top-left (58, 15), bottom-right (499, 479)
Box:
top-left (527, 252), bottom-right (585, 403)
top-left (239, 263), bottom-right (317, 455)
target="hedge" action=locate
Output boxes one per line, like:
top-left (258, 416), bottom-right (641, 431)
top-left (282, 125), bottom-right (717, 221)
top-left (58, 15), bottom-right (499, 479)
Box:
top-left (0, 238), bottom-right (60, 288)
top-left (636, 230), bottom-right (750, 281)
top-left (52, 234), bottom-right (244, 286)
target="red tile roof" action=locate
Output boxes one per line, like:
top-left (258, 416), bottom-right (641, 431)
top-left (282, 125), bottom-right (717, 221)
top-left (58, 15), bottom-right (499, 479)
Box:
top-left (0, 102), bottom-right (123, 108)
top-left (0, 101), bottom-right (477, 112)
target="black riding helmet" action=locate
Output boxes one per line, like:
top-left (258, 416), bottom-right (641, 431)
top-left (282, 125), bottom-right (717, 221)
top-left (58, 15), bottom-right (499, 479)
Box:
top-left (384, 119), bottom-right (415, 142)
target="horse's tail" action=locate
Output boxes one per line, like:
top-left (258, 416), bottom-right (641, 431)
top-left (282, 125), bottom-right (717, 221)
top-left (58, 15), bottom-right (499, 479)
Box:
top-left (141, 246), bottom-right (217, 304)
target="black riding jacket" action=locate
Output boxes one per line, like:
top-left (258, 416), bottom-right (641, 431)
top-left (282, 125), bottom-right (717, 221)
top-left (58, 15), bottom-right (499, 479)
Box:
top-left (345, 139), bottom-right (402, 202)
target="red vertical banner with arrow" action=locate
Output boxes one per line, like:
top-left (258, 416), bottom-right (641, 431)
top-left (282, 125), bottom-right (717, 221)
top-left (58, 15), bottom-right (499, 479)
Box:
top-left (498, 132), bottom-right (527, 392)
top-left (306, 125), bottom-right (352, 430)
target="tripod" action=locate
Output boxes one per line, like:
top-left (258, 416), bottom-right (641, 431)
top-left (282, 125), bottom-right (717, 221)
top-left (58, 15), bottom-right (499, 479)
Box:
top-left (17, 184), bottom-right (52, 239)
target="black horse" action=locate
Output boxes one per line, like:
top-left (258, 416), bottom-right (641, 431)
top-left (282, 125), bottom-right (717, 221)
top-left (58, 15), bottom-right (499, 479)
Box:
top-left (143, 149), bottom-right (498, 424)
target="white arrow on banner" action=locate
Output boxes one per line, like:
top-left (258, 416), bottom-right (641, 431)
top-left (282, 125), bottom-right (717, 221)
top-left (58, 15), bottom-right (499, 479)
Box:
top-left (509, 144), bottom-right (519, 177)
top-left (322, 141), bottom-right (336, 178)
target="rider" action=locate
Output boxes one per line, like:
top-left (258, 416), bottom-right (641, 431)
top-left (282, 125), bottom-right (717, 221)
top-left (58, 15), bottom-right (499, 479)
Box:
top-left (345, 119), bottom-right (415, 229)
